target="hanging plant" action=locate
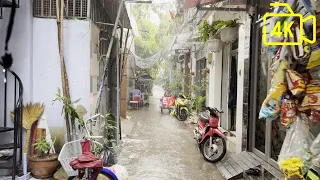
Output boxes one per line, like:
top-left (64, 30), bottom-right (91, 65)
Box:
top-left (198, 20), bottom-right (222, 42)
top-left (215, 19), bottom-right (243, 42)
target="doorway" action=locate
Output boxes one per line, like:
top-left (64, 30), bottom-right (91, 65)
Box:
top-left (221, 44), bottom-right (238, 132)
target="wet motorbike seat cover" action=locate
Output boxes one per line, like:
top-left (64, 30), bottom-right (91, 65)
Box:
top-left (199, 112), bottom-right (209, 123)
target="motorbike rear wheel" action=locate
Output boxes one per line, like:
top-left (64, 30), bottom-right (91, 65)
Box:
top-left (200, 136), bottom-right (226, 163)
top-left (161, 108), bottom-right (163, 113)
top-left (178, 109), bottom-right (188, 121)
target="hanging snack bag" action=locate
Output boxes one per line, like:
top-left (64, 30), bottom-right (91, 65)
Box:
top-left (289, 18), bottom-right (311, 64)
top-left (270, 45), bottom-right (291, 73)
top-left (309, 65), bottom-right (320, 80)
top-left (271, 61), bottom-right (289, 88)
top-left (280, 94), bottom-right (298, 128)
top-left (299, 82), bottom-right (320, 111)
top-left (296, 0), bottom-right (316, 38)
top-left (307, 42), bottom-right (320, 69)
top-left (286, 69), bottom-right (306, 97)
top-left (259, 82), bottom-right (287, 120)
top-left (278, 118), bottom-right (313, 178)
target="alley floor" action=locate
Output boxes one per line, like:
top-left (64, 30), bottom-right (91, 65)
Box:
top-left (118, 86), bottom-right (224, 180)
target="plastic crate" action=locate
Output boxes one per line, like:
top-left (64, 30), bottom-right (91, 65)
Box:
top-left (58, 139), bottom-right (82, 177)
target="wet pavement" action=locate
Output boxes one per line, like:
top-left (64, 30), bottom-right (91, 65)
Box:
top-left (118, 86), bottom-right (224, 180)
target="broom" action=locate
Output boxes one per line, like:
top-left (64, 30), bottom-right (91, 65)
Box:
top-left (11, 102), bottom-right (45, 156)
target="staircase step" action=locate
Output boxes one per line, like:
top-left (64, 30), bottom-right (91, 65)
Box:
top-left (0, 143), bottom-right (20, 150)
top-left (0, 157), bottom-right (18, 169)
top-left (0, 127), bottom-right (14, 133)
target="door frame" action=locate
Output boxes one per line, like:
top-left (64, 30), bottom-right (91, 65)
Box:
top-left (249, 18), bottom-right (280, 169)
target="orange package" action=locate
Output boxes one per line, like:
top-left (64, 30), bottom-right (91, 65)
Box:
top-left (286, 69), bottom-right (306, 97)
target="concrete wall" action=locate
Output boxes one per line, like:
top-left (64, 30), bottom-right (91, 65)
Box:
top-left (32, 18), bottom-right (90, 149)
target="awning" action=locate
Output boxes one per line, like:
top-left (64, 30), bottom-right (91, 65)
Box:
top-left (183, 0), bottom-right (217, 9)
top-left (183, 0), bottom-right (247, 9)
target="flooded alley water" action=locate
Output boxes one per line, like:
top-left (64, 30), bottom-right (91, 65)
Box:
top-left (118, 86), bottom-right (224, 180)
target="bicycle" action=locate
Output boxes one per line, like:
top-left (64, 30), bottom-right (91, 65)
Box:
top-left (58, 114), bottom-right (120, 180)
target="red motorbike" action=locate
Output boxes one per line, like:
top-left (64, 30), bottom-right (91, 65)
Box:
top-left (193, 107), bottom-right (227, 163)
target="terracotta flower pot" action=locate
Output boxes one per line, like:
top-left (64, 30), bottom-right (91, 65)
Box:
top-left (29, 154), bottom-right (61, 179)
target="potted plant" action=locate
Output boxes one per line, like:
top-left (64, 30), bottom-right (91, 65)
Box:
top-left (29, 137), bottom-right (60, 178)
top-left (199, 20), bottom-right (223, 52)
top-left (215, 19), bottom-right (242, 42)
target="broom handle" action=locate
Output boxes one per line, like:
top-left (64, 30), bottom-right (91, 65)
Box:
top-left (25, 129), bottom-right (31, 155)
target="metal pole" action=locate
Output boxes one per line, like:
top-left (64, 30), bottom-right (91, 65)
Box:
top-left (95, 0), bottom-right (125, 114)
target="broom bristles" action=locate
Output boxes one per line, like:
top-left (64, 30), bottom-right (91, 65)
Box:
top-left (11, 102), bottom-right (45, 129)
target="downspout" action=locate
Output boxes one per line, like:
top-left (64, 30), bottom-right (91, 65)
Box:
top-left (116, 21), bottom-right (124, 144)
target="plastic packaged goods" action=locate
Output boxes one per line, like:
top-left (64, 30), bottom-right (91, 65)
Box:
top-left (271, 61), bottom-right (289, 88)
top-left (259, 82), bottom-right (287, 120)
top-left (278, 118), bottom-right (313, 178)
top-left (280, 93), bottom-right (298, 127)
top-left (307, 42), bottom-right (320, 69)
top-left (286, 69), bottom-right (307, 97)
top-left (299, 82), bottom-right (320, 111)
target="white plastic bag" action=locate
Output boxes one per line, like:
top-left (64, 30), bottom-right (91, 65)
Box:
top-left (278, 117), bottom-right (314, 178)
top-left (311, 133), bottom-right (320, 167)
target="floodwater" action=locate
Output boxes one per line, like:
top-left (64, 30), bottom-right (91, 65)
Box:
top-left (117, 86), bottom-right (224, 180)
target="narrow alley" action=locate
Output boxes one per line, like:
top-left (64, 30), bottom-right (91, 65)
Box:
top-left (118, 86), bottom-right (223, 180)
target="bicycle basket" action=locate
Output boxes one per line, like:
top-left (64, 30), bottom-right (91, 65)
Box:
top-left (58, 139), bottom-right (82, 177)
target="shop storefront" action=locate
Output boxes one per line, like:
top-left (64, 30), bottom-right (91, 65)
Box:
top-left (248, 1), bottom-right (320, 179)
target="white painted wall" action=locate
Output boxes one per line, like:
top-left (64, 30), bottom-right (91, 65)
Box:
top-left (207, 52), bottom-right (223, 112)
top-left (32, 18), bottom-right (91, 128)
top-left (0, 1), bottom-right (33, 149)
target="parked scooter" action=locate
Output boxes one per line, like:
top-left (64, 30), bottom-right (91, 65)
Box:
top-left (173, 93), bottom-right (190, 121)
top-left (193, 107), bottom-right (227, 163)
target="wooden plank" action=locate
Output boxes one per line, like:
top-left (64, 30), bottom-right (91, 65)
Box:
top-left (230, 153), bottom-right (250, 170)
top-left (242, 151), bottom-right (260, 167)
top-left (217, 162), bottom-right (233, 179)
top-left (247, 152), bottom-right (285, 179)
top-left (226, 158), bottom-right (243, 174)
top-left (238, 152), bottom-right (257, 169)
top-left (222, 160), bottom-right (238, 177)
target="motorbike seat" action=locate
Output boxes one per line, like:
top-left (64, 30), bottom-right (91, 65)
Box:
top-left (199, 111), bottom-right (209, 123)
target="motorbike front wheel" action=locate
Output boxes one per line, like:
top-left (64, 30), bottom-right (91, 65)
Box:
top-left (178, 109), bottom-right (188, 121)
top-left (200, 136), bottom-right (227, 163)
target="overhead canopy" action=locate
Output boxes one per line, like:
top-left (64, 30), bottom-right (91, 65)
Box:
top-left (183, 0), bottom-right (247, 9)
top-left (183, 0), bottom-right (217, 9)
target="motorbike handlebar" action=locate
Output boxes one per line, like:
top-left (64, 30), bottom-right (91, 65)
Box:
top-left (206, 107), bottom-right (224, 114)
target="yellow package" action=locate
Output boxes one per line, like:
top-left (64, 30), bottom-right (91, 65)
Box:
top-left (271, 61), bottom-right (289, 88)
top-left (299, 83), bottom-right (320, 111)
top-left (280, 157), bottom-right (304, 179)
top-left (307, 42), bottom-right (320, 69)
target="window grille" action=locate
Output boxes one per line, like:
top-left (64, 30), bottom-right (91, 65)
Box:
top-left (33, 0), bottom-right (88, 19)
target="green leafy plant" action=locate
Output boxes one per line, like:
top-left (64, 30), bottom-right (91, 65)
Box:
top-left (33, 137), bottom-right (56, 158)
top-left (214, 19), bottom-right (242, 31)
top-left (103, 113), bottom-right (117, 147)
top-left (52, 88), bottom-right (84, 132)
top-left (198, 20), bottom-right (221, 42)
